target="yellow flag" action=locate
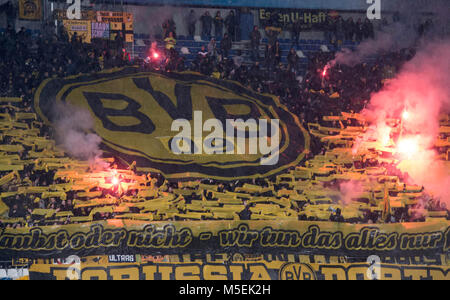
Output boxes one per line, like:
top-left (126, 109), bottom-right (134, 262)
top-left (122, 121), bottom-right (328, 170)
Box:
top-left (110, 22), bottom-right (123, 31)
top-left (125, 33), bottom-right (134, 43)
top-left (19, 0), bottom-right (42, 20)
top-left (0, 171), bottom-right (17, 186)
top-left (124, 22), bottom-right (133, 31)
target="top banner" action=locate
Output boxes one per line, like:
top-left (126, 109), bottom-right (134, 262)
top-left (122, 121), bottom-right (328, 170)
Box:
top-left (53, 10), bottom-right (133, 24)
top-left (259, 8), bottom-right (331, 30)
top-left (96, 11), bottom-right (133, 23)
top-left (53, 9), bottom-right (96, 21)
top-left (86, 0), bottom-right (379, 11)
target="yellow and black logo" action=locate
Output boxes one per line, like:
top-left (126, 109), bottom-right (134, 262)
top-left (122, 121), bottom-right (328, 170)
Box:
top-left (35, 68), bottom-right (309, 180)
top-left (279, 263), bottom-right (317, 280)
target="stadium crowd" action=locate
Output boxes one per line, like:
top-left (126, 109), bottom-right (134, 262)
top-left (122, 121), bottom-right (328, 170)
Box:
top-left (0, 13), bottom-right (447, 230)
top-left (0, 22), bottom-right (131, 103)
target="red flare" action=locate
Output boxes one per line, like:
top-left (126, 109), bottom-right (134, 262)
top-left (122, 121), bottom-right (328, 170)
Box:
top-left (402, 110), bottom-right (410, 120)
top-left (397, 137), bottom-right (419, 159)
top-left (322, 65), bottom-right (330, 77)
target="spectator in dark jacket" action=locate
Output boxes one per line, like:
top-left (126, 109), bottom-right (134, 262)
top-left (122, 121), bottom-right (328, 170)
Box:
top-left (344, 17), bottom-right (355, 41)
top-left (355, 18), bottom-right (364, 42)
top-left (287, 47), bottom-right (299, 72)
top-left (291, 19), bottom-right (302, 47)
top-left (220, 33), bottom-right (232, 58)
top-left (114, 32), bottom-right (124, 52)
top-left (362, 18), bottom-right (374, 39)
top-left (9, 204), bottom-right (24, 218)
top-left (162, 18), bottom-right (176, 39)
top-left (323, 16), bottom-right (335, 44)
top-left (225, 10), bottom-right (237, 41)
top-left (249, 26), bottom-right (261, 62)
top-left (3, 1), bottom-right (16, 31)
top-left (274, 41), bottom-right (282, 66)
top-left (265, 44), bottom-right (275, 72)
top-left (265, 26), bottom-right (280, 46)
top-left (186, 10), bottom-right (197, 38)
top-left (335, 16), bottom-right (344, 46)
top-left (214, 11), bottom-right (224, 40)
top-left (201, 11), bottom-right (213, 41)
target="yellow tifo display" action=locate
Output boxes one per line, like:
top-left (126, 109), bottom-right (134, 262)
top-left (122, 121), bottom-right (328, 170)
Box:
top-left (0, 97), bottom-right (448, 227)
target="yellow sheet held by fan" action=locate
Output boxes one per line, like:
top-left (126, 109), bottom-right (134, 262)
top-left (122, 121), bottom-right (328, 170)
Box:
top-left (0, 171), bottom-right (18, 186)
top-left (0, 199), bottom-right (9, 215)
top-left (41, 191), bottom-right (67, 200)
top-left (32, 209), bottom-right (56, 218)
top-left (0, 97), bottom-right (22, 103)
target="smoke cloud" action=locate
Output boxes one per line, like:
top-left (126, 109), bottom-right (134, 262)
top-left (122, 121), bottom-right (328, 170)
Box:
top-left (359, 39), bottom-right (450, 203)
top-left (339, 180), bottom-right (364, 205)
top-left (133, 5), bottom-right (175, 38)
top-left (331, 0), bottom-right (449, 67)
top-left (328, 0), bottom-right (450, 204)
top-left (332, 22), bottom-right (416, 67)
top-left (53, 103), bottom-right (103, 162)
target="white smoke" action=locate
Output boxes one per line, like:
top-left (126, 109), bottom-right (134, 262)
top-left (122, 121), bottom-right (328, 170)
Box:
top-left (360, 39), bottom-right (450, 202)
top-left (53, 103), bottom-right (103, 162)
top-left (331, 0), bottom-right (449, 67)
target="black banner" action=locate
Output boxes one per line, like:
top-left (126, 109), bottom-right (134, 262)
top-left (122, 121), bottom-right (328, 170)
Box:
top-left (1, 221), bottom-right (449, 260)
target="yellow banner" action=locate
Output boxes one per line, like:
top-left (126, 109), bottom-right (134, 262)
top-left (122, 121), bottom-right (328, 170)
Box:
top-left (28, 259), bottom-right (450, 280)
top-left (63, 20), bottom-right (92, 44)
top-left (110, 22), bottom-right (123, 31)
top-left (0, 97), bottom-right (22, 103)
top-left (96, 11), bottom-right (133, 23)
top-left (19, 0), bottom-right (42, 20)
top-left (53, 9), bottom-right (95, 21)
top-left (125, 22), bottom-right (133, 31)
top-left (0, 171), bottom-right (17, 186)
top-left (125, 33), bottom-right (133, 43)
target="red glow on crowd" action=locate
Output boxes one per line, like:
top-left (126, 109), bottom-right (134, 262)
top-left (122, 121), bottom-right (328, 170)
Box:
top-left (112, 176), bottom-right (119, 186)
top-left (381, 127), bottom-right (392, 147)
top-left (110, 169), bottom-right (120, 186)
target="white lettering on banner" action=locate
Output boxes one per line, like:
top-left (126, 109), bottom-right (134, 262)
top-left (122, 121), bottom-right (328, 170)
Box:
top-left (108, 255), bottom-right (136, 263)
top-left (171, 111), bottom-right (280, 165)
top-left (367, 0), bottom-right (381, 20)
top-left (65, 255), bottom-right (81, 280)
top-left (66, 0), bottom-right (81, 20)
top-left (0, 268), bottom-right (29, 280)
top-left (367, 255), bottom-right (382, 280)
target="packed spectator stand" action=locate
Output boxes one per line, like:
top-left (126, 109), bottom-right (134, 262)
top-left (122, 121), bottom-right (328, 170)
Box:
top-left (0, 12), bottom-right (448, 231)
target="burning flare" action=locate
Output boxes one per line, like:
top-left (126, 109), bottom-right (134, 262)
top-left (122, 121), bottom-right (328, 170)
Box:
top-left (402, 110), bottom-right (410, 121)
top-left (397, 137), bottom-right (419, 159)
top-left (112, 176), bottom-right (119, 186)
